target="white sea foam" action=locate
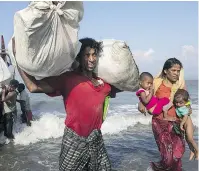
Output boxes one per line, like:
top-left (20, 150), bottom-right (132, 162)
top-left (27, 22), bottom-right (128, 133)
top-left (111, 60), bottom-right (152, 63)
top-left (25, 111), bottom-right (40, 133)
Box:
top-left (11, 103), bottom-right (198, 146)
top-left (13, 113), bottom-right (65, 145)
top-left (102, 104), bottom-right (152, 134)
top-left (102, 113), bottom-right (152, 134)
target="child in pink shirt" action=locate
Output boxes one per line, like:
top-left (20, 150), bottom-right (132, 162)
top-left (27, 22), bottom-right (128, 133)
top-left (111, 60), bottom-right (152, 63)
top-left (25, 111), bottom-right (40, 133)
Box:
top-left (136, 72), bottom-right (174, 121)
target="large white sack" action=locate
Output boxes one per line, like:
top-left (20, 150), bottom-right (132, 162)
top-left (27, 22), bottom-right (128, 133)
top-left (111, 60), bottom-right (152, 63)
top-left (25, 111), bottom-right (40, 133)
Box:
top-left (0, 57), bottom-right (12, 84)
top-left (14, 1), bottom-right (84, 80)
top-left (95, 39), bottom-right (139, 92)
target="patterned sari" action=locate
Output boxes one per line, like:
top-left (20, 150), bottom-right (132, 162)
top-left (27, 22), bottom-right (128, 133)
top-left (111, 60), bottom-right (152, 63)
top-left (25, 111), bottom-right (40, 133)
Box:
top-left (151, 83), bottom-right (185, 171)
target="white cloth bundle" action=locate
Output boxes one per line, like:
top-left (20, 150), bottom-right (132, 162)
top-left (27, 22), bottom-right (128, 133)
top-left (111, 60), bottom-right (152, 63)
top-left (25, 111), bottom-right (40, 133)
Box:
top-left (14, 1), bottom-right (84, 80)
top-left (96, 39), bottom-right (139, 91)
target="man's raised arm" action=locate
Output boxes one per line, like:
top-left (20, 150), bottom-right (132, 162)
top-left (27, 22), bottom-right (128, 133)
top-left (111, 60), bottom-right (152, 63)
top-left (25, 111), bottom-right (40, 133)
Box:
top-left (17, 67), bottom-right (54, 93)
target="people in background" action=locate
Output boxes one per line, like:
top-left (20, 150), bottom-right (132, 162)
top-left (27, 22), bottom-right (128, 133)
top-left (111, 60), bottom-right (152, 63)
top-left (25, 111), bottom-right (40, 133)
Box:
top-left (1, 79), bottom-right (19, 139)
top-left (17, 83), bottom-right (32, 126)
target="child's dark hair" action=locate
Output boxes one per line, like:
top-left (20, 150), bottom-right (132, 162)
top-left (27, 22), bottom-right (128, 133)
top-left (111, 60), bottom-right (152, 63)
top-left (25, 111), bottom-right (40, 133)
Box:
top-left (18, 83), bottom-right (25, 90)
top-left (174, 89), bottom-right (189, 103)
top-left (9, 79), bottom-right (19, 88)
top-left (139, 72), bottom-right (153, 81)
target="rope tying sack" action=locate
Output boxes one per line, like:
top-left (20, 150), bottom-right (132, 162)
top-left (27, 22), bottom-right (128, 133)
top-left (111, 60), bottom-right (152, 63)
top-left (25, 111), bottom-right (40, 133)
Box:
top-left (50, 3), bottom-right (64, 16)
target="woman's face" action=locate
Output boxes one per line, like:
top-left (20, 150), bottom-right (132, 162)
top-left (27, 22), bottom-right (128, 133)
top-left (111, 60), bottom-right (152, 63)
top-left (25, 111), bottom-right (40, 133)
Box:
top-left (164, 64), bottom-right (181, 83)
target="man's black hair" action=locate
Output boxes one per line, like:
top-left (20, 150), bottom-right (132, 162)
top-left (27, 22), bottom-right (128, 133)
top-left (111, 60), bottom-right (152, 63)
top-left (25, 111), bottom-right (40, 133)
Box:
top-left (18, 83), bottom-right (25, 90)
top-left (9, 79), bottom-right (19, 88)
top-left (76, 38), bottom-right (103, 61)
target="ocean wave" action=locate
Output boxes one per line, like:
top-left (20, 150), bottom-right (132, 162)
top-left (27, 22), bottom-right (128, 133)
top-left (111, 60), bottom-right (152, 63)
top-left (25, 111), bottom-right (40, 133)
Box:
top-left (13, 113), bottom-right (65, 145)
top-left (11, 104), bottom-right (198, 146)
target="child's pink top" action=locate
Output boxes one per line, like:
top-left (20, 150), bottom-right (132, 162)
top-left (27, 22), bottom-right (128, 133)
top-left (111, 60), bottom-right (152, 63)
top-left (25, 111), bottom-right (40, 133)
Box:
top-left (136, 88), bottom-right (158, 110)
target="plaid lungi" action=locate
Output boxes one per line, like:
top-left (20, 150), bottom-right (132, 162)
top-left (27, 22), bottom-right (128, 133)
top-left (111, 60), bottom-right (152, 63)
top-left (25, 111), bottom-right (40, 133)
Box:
top-left (59, 127), bottom-right (111, 171)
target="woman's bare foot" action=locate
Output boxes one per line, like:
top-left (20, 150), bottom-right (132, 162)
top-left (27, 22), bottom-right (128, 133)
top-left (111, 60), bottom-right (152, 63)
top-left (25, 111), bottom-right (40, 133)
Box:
top-left (163, 116), bottom-right (176, 121)
top-left (189, 151), bottom-right (195, 160)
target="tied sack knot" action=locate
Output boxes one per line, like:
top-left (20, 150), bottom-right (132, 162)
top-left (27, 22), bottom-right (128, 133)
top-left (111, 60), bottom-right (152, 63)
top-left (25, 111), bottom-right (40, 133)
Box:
top-left (50, 4), bottom-right (64, 16)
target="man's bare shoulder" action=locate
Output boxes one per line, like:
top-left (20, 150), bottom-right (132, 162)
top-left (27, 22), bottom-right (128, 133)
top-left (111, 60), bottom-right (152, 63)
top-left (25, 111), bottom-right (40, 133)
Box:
top-left (8, 91), bottom-right (17, 96)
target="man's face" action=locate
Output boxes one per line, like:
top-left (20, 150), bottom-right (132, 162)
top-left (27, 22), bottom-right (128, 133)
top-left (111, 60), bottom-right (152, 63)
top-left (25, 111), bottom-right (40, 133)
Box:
top-left (8, 85), bottom-right (16, 92)
top-left (81, 47), bottom-right (98, 71)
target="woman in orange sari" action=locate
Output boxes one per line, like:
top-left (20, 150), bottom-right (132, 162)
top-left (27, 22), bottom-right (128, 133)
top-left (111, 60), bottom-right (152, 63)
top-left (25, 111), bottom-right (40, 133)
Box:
top-left (139, 58), bottom-right (190, 171)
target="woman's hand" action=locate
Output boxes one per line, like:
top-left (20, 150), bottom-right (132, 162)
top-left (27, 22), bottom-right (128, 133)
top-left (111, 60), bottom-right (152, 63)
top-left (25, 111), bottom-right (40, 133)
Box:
top-left (138, 102), bottom-right (146, 116)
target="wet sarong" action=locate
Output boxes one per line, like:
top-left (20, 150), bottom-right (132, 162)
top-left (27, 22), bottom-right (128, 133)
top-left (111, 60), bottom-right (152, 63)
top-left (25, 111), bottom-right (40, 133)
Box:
top-left (151, 118), bottom-right (185, 171)
top-left (59, 127), bottom-right (111, 171)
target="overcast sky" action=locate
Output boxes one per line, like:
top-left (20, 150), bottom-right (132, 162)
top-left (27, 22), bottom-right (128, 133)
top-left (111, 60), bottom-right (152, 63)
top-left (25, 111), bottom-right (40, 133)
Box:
top-left (0, 1), bottom-right (198, 80)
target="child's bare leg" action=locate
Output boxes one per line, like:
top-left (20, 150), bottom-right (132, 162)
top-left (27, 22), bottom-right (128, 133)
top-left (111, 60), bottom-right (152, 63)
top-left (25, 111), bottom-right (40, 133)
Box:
top-left (184, 117), bottom-right (198, 160)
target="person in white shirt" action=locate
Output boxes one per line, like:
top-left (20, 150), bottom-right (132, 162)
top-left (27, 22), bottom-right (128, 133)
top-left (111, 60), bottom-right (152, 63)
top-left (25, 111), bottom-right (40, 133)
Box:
top-left (17, 83), bottom-right (32, 126)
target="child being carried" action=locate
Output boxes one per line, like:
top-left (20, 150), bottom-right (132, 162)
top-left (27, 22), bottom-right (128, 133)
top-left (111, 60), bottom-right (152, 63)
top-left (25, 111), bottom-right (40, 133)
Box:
top-left (173, 89), bottom-right (198, 160)
top-left (136, 72), bottom-right (174, 121)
